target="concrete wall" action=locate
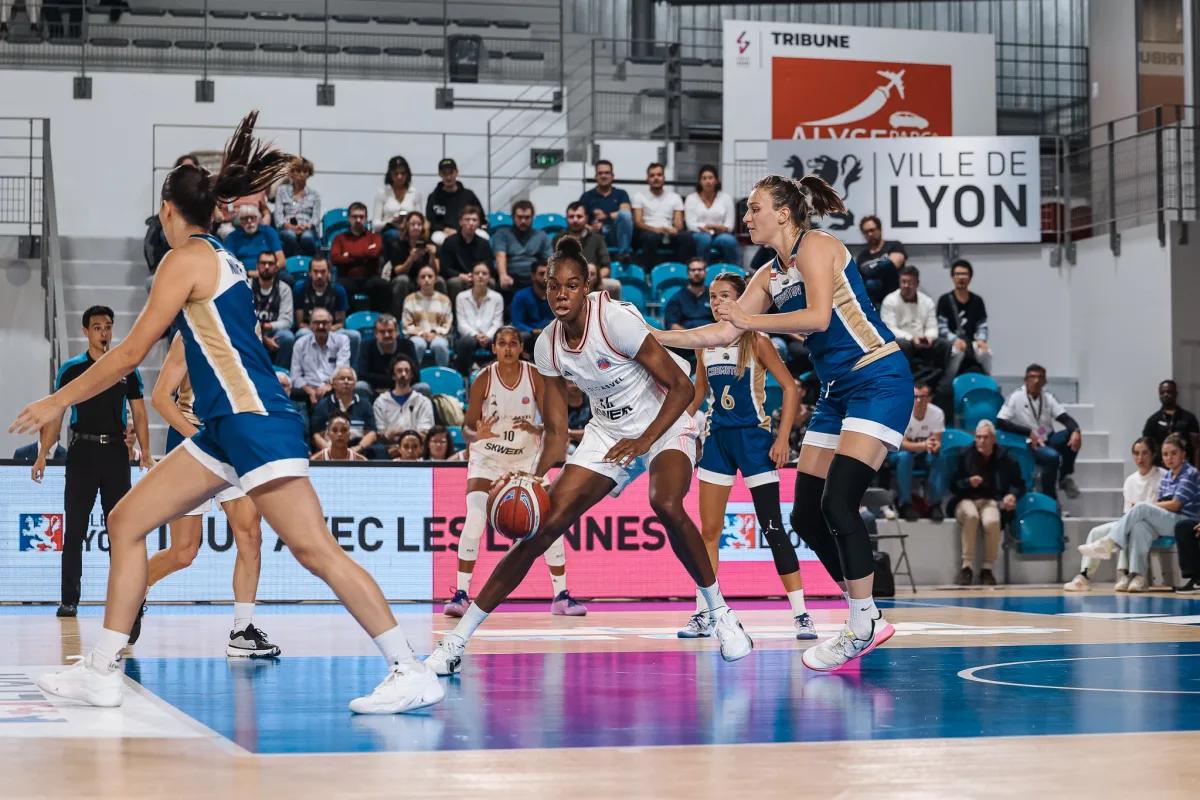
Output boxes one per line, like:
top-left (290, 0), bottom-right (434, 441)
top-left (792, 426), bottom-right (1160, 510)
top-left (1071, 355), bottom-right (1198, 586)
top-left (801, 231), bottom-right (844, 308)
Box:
top-left (0, 246), bottom-right (50, 457)
top-left (1170, 223), bottom-right (1200, 414)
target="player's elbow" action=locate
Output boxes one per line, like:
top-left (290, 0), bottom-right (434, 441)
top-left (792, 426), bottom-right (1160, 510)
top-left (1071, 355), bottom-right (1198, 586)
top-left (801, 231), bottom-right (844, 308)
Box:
top-left (808, 308), bottom-right (833, 334)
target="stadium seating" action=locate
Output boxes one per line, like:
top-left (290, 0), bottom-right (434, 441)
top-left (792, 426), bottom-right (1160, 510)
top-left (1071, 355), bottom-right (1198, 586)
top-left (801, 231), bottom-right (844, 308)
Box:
top-left (620, 283), bottom-right (648, 314)
top-left (936, 428), bottom-right (975, 497)
top-left (488, 211), bottom-right (512, 231)
top-left (995, 430), bottom-right (1035, 489)
top-left (321, 208), bottom-right (349, 246)
top-left (533, 213), bottom-right (566, 234)
top-left (763, 373), bottom-right (783, 417)
top-left (952, 373), bottom-right (1001, 424)
top-left (447, 425), bottom-right (466, 450)
top-left (421, 366), bottom-right (466, 400)
top-left (706, 263), bottom-right (745, 283)
top-left (613, 263), bottom-right (648, 289)
top-left (1004, 491), bottom-right (1066, 581)
top-left (344, 311), bottom-right (379, 334)
top-left (649, 262), bottom-right (688, 299)
top-left (285, 255), bottom-right (311, 281)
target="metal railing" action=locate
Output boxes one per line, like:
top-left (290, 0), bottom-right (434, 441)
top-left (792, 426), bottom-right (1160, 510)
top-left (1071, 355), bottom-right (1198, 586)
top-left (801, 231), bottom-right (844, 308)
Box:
top-left (41, 121), bottom-right (68, 391)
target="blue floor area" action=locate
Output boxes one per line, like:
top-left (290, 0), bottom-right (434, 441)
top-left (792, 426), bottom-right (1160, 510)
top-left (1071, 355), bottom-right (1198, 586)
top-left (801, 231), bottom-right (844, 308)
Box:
top-left (128, 641), bottom-right (1200, 754)
top-left (880, 594), bottom-right (1200, 620)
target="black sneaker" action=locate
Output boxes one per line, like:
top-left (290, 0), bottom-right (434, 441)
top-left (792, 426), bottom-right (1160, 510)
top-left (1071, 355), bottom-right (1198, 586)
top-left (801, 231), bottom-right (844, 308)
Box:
top-left (899, 503), bottom-right (919, 522)
top-left (1176, 578), bottom-right (1200, 594)
top-left (56, 603), bottom-right (77, 618)
top-left (226, 623), bottom-right (281, 658)
top-left (956, 566), bottom-right (974, 586)
top-left (128, 603), bottom-right (147, 645)
top-left (979, 569), bottom-right (997, 586)
top-left (929, 505), bottom-right (945, 523)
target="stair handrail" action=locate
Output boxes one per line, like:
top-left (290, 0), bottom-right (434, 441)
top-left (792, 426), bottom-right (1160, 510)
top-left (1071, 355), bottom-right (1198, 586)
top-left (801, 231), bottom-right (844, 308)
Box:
top-left (41, 119), bottom-right (68, 392)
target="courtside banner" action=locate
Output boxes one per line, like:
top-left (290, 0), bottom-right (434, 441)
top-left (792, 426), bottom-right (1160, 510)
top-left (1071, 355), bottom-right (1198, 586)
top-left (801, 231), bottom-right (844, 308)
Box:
top-left (723, 20), bottom-right (996, 165)
top-left (0, 464), bottom-right (839, 602)
top-left (767, 136), bottom-right (1041, 244)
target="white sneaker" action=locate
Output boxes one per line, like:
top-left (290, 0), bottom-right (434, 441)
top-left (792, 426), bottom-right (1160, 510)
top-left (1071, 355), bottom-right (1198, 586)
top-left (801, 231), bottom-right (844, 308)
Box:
top-left (1078, 538), bottom-right (1117, 561)
top-left (36, 657), bottom-right (123, 707)
top-left (348, 660), bottom-right (444, 714)
top-left (425, 637), bottom-right (466, 677)
top-left (801, 616), bottom-right (895, 672)
top-left (1114, 572), bottom-right (1132, 592)
top-left (713, 608), bottom-right (753, 662)
top-left (1063, 573), bottom-right (1091, 592)
top-left (1126, 574), bottom-right (1148, 593)
top-left (676, 612), bottom-right (715, 638)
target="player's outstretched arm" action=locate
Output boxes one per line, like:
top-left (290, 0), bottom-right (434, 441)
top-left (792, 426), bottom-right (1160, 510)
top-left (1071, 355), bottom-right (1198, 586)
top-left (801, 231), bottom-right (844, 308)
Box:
top-left (532, 374), bottom-right (568, 477)
top-left (715, 232), bottom-right (838, 336)
top-left (652, 262), bottom-right (774, 349)
top-left (151, 332), bottom-right (200, 440)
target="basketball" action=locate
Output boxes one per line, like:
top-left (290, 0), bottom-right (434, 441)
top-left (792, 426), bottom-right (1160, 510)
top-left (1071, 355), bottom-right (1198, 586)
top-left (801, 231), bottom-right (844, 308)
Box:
top-left (487, 474), bottom-right (550, 540)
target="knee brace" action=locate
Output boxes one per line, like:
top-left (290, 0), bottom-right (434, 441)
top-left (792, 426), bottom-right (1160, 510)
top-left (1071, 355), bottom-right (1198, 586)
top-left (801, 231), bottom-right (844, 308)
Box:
top-left (820, 455), bottom-right (880, 582)
top-left (542, 534), bottom-right (566, 568)
top-left (793, 472), bottom-right (845, 583)
top-left (749, 481), bottom-right (799, 576)
top-left (457, 492), bottom-right (488, 562)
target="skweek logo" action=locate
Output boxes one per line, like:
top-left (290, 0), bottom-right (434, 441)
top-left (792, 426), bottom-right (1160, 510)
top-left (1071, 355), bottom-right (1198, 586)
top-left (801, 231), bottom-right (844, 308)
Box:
top-left (719, 511), bottom-right (757, 550)
top-left (18, 514), bottom-right (63, 552)
top-left (773, 58), bottom-right (951, 140)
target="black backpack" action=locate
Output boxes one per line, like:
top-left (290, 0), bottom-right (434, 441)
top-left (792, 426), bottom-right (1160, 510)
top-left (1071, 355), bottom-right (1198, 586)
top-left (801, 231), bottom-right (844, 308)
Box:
top-left (872, 550), bottom-right (895, 598)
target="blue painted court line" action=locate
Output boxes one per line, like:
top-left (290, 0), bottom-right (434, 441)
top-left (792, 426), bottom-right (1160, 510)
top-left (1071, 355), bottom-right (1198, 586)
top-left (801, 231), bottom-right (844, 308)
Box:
top-left (129, 641), bottom-right (1200, 754)
top-left (879, 594), bottom-right (1200, 622)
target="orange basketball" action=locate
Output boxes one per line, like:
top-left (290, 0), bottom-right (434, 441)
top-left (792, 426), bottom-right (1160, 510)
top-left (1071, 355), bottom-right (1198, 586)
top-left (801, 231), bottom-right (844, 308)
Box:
top-left (487, 474), bottom-right (550, 540)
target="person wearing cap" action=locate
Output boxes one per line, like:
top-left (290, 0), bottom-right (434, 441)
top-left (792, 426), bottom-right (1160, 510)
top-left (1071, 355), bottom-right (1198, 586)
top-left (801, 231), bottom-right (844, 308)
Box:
top-left (426, 158), bottom-right (487, 247)
top-left (948, 419), bottom-right (1025, 587)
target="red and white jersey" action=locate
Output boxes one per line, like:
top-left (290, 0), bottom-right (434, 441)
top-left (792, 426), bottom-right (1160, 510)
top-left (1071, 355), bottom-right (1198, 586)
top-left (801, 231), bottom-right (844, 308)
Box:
top-left (535, 292), bottom-right (689, 441)
top-left (469, 361), bottom-right (542, 466)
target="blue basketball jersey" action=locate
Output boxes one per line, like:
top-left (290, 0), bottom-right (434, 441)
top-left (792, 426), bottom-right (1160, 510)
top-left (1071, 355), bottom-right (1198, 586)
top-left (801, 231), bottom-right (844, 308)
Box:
top-left (768, 232), bottom-right (899, 383)
top-left (173, 234), bottom-right (295, 421)
top-left (701, 344), bottom-right (770, 432)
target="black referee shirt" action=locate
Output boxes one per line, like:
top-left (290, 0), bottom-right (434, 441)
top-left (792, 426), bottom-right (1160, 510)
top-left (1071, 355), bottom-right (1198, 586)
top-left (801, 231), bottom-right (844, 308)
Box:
top-left (55, 352), bottom-right (144, 437)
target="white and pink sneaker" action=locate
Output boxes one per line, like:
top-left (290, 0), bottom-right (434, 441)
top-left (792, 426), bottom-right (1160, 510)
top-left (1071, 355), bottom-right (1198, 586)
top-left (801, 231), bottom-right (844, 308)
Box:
top-left (801, 616), bottom-right (895, 672)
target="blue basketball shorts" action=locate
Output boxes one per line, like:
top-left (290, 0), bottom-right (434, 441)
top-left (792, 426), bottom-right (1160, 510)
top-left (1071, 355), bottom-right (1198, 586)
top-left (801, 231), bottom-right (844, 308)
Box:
top-left (697, 425), bottom-right (779, 487)
top-left (806, 352), bottom-right (914, 452)
top-left (181, 411), bottom-right (309, 493)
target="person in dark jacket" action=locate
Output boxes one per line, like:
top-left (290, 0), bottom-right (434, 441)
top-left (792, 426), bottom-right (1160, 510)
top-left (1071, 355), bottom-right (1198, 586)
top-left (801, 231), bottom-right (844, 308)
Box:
top-left (426, 158), bottom-right (486, 247)
top-left (949, 419), bottom-right (1026, 586)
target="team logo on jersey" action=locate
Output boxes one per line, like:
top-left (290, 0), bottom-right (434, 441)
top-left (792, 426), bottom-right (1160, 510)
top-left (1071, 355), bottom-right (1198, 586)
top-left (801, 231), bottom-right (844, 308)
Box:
top-left (18, 513), bottom-right (64, 552)
top-left (521, 396), bottom-right (530, 404)
top-left (596, 357), bottom-right (611, 371)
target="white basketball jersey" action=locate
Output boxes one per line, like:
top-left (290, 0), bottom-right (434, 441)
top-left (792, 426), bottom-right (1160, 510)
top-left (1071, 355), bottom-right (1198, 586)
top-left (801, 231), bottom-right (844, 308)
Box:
top-left (535, 292), bottom-right (689, 441)
top-left (469, 361), bottom-right (542, 466)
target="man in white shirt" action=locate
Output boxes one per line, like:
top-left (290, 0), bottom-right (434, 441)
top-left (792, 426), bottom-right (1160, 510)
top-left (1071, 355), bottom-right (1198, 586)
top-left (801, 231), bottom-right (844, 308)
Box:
top-left (454, 262), bottom-right (504, 373)
top-left (996, 363), bottom-right (1082, 499)
top-left (887, 381), bottom-right (947, 521)
top-left (373, 356), bottom-right (435, 456)
top-left (631, 162), bottom-right (694, 269)
top-left (881, 265), bottom-right (948, 386)
top-left (290, 307), bottom-right (350, 407)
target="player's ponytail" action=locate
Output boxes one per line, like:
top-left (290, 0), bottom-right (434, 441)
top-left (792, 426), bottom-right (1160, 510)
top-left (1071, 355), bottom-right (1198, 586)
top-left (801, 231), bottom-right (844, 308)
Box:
top-left (797, 174), bottom-right (846, 217)
top-left (548, 233), bottom-right (588, 279)
top-left (711, 272), bottom-right (757, 379)
top-left (753, 174), bottom-right (846, 229)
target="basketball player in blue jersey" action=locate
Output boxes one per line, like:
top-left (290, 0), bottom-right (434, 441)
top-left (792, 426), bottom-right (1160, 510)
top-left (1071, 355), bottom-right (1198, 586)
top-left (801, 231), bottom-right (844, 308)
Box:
top-left (11, 112), bottom-right (442, 713)
top-left (678, 271), bottom-right (817, 641)
top-left (653, 175), bottom-right (914, 671)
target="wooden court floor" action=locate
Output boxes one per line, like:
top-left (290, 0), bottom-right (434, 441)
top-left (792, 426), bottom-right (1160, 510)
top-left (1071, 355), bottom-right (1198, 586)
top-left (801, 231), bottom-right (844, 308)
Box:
top-left (3, 588), bottom-right (1200, 799)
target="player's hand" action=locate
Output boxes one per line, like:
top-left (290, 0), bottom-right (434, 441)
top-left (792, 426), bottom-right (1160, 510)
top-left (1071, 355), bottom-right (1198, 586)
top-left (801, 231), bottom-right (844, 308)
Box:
top-left (604, 436), bottom-right (650, 468)
top-left (769, 436), bottom-right (790, 469)
top-left (31, 456), bottom-right (46, 484)
top-left (139, 451), bottom-right (155, 472)
top-left (512, 419), bottom-right (542, 436)
top-left (714, 299), bottom-right (751, 330)
top-left (9, 395), bottom-right (64, 436)
top-left (475, 414), bottom-right (499, 440)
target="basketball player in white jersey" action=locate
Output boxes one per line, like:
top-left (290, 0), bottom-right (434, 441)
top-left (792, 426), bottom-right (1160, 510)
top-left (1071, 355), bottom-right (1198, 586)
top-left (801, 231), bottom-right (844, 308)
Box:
top-left (426, 236), bottom-right (753, 677)
top-left (444, 325), bottom-right (587, 617)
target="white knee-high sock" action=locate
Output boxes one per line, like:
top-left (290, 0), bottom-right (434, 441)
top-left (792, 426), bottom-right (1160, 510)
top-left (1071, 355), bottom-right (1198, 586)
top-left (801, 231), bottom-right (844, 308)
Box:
top-left (787, 588), bottom-right (807, 616)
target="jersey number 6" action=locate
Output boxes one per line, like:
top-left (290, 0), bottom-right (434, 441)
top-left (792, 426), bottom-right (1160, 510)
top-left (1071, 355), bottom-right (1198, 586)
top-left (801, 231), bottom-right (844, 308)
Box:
top-left (720, 385), bottom-right (736, 411)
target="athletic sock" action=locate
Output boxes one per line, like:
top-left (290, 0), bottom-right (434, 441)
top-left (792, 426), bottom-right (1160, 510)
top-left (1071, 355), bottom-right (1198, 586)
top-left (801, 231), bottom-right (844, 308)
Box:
top-left (787, 588), bottom-right (807, 616)
top-left (233, 602), bottom-right (254, 632)
top-left (847, 596), bottom-right (879, 640)
top-left (550, 573), bottom-right (567, 596)
top-left (695, 588), bottom-right (705, 614)
top-left (89, 628), bottom-right (129, 673)
top-left (373, 625), bottom-right (416, 666)
top-left (698, 582), bottom-right (728, 617)
top-left (456, 570), bottom-right (473, 594)
top-left (449, 603), bottom-right (489, 645)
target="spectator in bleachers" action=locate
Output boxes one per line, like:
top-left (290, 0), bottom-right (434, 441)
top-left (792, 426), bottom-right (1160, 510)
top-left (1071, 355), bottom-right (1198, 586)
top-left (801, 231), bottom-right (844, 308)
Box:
top-left (386, 210), bottom-right (440, 307)
top-left (217, 190), bottom-right (273, 239)
top-left (454, 262), bottom-right (504, 374)
top-left (997, 363), bottom-right (1082, 499)
top-left (311, 413), bottom-right (369, 462)
top-left (559, 201), bottom-right (610, 271)
top-left (309, 366), bottom-right (377, 457)
top-left (493, 200), bottom-right (552, 294)
top-left (1078, 433), bottom-right (1200, 593)
top-left (881, 265), bottom-right (947, 385)
top-left (251, 252), bottom-right (295, 368)
top-left (1065, 437), bottom-right (1164, 592)
top-left (290, 307), bottom-right (350, 406)
top-left (359, 313), bottom-right (418, 396)
top-left (392, 430), bottom-right (427, 462)
top-left (426, 158), bottom-right (487, 247)
top-left (224, 204), bottom-right (284, 277)
top-left (1142, 379), bottom-right (1199, 463)
top-left (375, 356), bottom-right (436, 455)
top-left (950, 419), bottom-right (1025, 586)
top-left (684, 164), bottom-right (738, 265)
top-left (855, 215), bottom-right (906, 307)
top-left (586, 260), bottom-right (621, 300)
top-left (274, 157), bottom-right (321, 257)
top-left (510, 261), bottom-right (554, 355)
top-left (294, 253), bottom-right (360, 366)
top-left (888, 381), bottom-right (947, 522)
top-left (438, 205), bottom-right (491, 300)
top-left (580, 159), bottom-right (633, 264)
top-left (402, 264), bottom-right (452, 367)
top-left (374, 155), bottom-right (425, 262)
top-left (1176, 519), bottom-right (1200, 593)
top-left (424, 425), bottom-right (464, 462)
top-left (664, 258), bottom-right (712, 331)
top-left (330, 201), bottom-right (388, 313)
top-left (937, 258), bottom-right (993, 382)
top-left (632, 162), bottom-right (693, 268)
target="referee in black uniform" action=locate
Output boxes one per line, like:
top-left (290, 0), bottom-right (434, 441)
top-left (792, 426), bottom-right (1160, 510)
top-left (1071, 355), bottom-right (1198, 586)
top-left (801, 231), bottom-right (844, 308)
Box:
top-left (32, 306), bottom-right (151, 617)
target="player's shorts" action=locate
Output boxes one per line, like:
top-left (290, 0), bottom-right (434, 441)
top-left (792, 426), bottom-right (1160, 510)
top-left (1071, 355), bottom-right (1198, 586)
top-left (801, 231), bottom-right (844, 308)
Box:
top-left (182, 411), bottom-right (309, 493)
top-left (466, 450), bottom-right (539, 484)
top-left (568, 414), bottom-right (698, 497)
top-left (806, 350), bottom-right (914, 452)
top-left (166, 426), bottom-right (248, 515)
top-left (697, 425), bottom-right (778, 487)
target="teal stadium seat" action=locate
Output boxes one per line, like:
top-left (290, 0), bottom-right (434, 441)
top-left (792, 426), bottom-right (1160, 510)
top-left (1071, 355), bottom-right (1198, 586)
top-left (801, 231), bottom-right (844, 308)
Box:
top-left (706, 263), bottom-right (746, 283)
top-left (285, 255), bottom-right (311, 281)
top-left (1005, 491), bottom-right (1065, 581)
top-left (447, 426), bottom-right (466, 450)
top-left (344, 311), bottom-right (379, 333)
top-left (533, 213), bottom-right (567, 235)
top-left (936, 428), bottom-right (975, 504)
top-left (321, 208), bottom-right (349, 247)
top-left (488, 211), bottom-right (512, 231)
top-left (650, 262), bottom-right (688, 300)
top-left (995, 430), bottom-right (1036, 489)
top-left (959, 386), bottom-right (1004, 431)
top-left (420, 366), bottom-right (466, 399)
top-left (953, 373), bottom-right (1000, 415)
top-left (620, 283), bottom-right (648, 314)
top-left (763, 372), bottom-right (784, 417)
